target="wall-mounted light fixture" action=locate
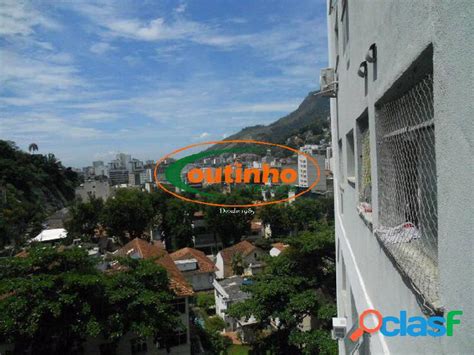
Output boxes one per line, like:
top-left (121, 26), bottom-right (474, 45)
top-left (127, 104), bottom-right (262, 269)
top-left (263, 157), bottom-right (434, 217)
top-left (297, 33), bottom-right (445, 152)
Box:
top-left (358, 61), bottom-right (367, 78)
top-left (366, 43), bottom-right (377, 63)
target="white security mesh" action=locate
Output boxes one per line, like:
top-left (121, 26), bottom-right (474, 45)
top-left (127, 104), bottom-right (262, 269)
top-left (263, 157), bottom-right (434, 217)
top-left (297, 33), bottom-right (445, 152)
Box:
top-left (358, 127), bottom-right (371, 204)
top-left (375, 74), bottom-right (439, 310)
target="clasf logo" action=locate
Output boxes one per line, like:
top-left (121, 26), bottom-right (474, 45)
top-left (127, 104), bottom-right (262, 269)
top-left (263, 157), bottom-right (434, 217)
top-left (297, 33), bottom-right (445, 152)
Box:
top-left (350, 309), bottom-right (463, 341)
top-left (154, 140), bottom-right (320, 208)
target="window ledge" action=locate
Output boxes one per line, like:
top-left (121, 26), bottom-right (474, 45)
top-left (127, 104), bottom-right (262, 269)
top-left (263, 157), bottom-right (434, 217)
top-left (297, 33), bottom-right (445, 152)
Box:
top-left (357, 203), bottom-right (373, 231)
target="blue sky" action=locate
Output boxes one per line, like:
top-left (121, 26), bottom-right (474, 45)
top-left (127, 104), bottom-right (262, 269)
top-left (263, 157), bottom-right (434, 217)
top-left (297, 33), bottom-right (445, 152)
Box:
top-left (0, 0), bottom-right (328, 167)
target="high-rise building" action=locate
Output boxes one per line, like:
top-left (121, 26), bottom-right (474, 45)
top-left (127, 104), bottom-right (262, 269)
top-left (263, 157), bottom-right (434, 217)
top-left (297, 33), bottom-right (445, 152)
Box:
top-left (326, 1), bottom-right (472, 354)
top-left (298, 144), bottom-right (327, 193)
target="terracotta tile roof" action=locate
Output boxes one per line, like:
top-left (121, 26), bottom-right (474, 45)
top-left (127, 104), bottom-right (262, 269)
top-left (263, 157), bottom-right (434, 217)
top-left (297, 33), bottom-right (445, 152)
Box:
top-left (219, 240), bottom-right (258, 271)
top-left (15, 245), bottom-right (66, 258)
top-left (193, 211), bottom-right (205, 218)
top-left (170, 247), bottom-right (218, 273)
top-left (271, 242), bottom-right (289, 252)
top-left (116, 238), bottom-right (193, 297)
top-left (15, 250), bottom-right (29, 258)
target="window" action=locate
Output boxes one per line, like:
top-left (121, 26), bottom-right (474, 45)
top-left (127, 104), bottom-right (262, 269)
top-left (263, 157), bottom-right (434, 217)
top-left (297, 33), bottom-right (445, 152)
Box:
top-left (340, 192), bottom-right (344, 214)
top-left (341, 0), bottom-right (349, 52)
top-left (338, 139), bottom-right (344, 182)
top-left (341, 256), bottom-right (347, 291)
top-left (334, 7), bottom-right (339, 58)
top-left (345, 130), bottom-right (355, 183)
top-left (172, 298), bottom-right (186, 314)
top-left (130, 338), bottom-right (147, 354)
top-left (356, 112), bottom-right (371, 205)
top-left (156, 330), bottom-right (187, 349)
top-left (375, 48), bottom-right (438, 311)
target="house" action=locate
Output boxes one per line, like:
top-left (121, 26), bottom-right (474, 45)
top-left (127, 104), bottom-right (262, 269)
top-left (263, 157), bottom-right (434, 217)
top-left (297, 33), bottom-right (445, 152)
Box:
top-left (326, 0), bottom-right (472, 354)
top-left (83, 238), bottom-right (193, 355)
top-left (269, 242), bottom-right (289, 257)
top-left (215, 241), bottom-right (265, 280)
top-left (170, 247), bottom-right (217, 291)
top-left (213, 276), bottom-right (254, 334)
top-left (192, 211), bottom-right (222, 255)
top-left (242, 219), bottom-right (265, 241)
top-left (28, 228), bottom-right (68, 244)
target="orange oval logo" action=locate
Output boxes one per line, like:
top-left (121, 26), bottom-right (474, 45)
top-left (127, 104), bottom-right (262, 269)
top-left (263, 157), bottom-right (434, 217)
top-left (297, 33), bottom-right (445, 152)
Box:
top-left (154, 140), bottom-right (320, 207)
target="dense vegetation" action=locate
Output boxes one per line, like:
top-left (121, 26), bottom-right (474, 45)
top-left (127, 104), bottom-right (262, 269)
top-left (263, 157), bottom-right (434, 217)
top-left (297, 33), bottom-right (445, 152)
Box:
top-left (67, 185), bottom-right (263, 249)
top-left (229, 199), bottom-right (337, 355)
top-left (0, 140), bottom-right (80, 248)
top-left (0, 246), bottom-right (179, 354)
top-left (208, 92), bottom-right (330, 154)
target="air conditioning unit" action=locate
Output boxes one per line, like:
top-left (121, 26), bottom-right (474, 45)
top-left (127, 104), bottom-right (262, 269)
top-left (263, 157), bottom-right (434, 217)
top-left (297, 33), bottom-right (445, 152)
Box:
top-left (332, 317), bottom-right (347, 339)
top-left (319, 67), bottom-right (338, 97)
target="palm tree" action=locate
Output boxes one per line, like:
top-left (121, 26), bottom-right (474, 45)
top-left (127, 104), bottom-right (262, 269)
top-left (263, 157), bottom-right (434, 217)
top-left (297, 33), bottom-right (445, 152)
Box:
top-left (28, 143), bottom-right (38, 153)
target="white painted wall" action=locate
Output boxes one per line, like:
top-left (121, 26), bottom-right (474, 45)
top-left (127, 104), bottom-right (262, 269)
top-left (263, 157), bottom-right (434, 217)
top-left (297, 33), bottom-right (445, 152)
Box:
top-left (215, 253), bottom-right (224, 279)
top-left (269, 247), bottom-right (281, 257)
top-left (327, 0), bottom-right (473, 354)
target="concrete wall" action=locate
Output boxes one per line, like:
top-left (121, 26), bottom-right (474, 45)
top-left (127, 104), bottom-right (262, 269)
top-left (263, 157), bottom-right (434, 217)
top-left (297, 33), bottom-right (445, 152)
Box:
top-left (185, 272), bottom-right (214, 291)
top-left (327, 0), bottom-right (473, 354)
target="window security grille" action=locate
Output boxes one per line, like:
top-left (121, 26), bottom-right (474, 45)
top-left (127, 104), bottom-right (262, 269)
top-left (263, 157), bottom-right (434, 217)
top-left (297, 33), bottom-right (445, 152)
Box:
top-left (376, 74), bottom-right (439, 311)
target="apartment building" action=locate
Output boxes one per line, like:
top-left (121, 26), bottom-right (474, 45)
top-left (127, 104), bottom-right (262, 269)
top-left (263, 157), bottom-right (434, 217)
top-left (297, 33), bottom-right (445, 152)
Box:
top-left (298, 144), bottom-right (327, 194)
top-left (326, 0), bottom-right (472, 354)
top-left (75, 179), bottom-right (112, 202)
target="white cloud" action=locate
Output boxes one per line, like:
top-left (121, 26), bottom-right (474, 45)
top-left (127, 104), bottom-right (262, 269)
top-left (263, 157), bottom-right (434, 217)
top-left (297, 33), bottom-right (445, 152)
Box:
top-left (0, 49), bottom-right (84, 107)
top-left (199, 132), bottom-right (210, 138)
top-left (90, 42), bottom-right (116, 55)
top-left (1, 113), bottom-right (103, 141)
top-left (0, 0), bottom-right (60, 37)
top-left (224, 102), bottom-right (299, 113)
top-left (175, 3), bottom-right (187, 13)
top-left (0, 49), bottom-right (82, 88)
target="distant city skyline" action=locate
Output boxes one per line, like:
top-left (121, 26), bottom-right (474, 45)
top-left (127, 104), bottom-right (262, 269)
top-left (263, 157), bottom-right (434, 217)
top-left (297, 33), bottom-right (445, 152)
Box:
top-left (0, 0), bottom-right (328, 167)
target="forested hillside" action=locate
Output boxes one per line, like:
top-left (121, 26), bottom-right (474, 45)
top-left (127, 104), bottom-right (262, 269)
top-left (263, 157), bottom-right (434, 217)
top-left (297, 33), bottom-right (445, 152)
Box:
top-left (210, 91), bottom-right (330, 153)
top-left (0, 140), bottom-right (80, 247)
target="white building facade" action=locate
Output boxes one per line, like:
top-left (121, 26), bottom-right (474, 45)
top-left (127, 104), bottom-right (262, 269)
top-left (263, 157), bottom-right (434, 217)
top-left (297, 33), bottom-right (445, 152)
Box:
top-left (298, 144), bottom-right (327, 193)
top-left (327, 0), bottom-right (472, 354)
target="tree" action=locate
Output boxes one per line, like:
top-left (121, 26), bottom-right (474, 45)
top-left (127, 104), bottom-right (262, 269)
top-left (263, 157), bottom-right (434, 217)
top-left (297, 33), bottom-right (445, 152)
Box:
top-left (204, 194), bottom-right (254, 247)
top-left (0, 140), bottom-right (79, 246)
top-left (258, 203), bottom-right (292, 238)
top-left (291, 198), bottom-right (334, 233)
top-left (101, 189), bottom-right (154, 244)
top-left (65, 196), bottom-right (104, 239)
top-left (196, 292), bottom-right (215, 315)
top-left (28, 143), bottom-right (38, 153)
top-left (163, 199), bottom-right (197, 250)
top-left (228, 224), bottom-right (337, 354)
top-left (231, 252), bottom-right (247, 276)
top-left (0, 247), bottom-right (178, 354)
top-left (196, 316), bottom-right (231, 354)
top-left (204, 316), bottom-right (226, 334)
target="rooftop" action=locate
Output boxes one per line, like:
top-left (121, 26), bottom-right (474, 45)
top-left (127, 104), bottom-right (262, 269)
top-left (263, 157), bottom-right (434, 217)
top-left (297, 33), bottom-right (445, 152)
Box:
top-left (29, 228), bottom-right (68, 243)
top-left (216, 276), bottom-right (251, 302)
top-left (116, 238), bottom-right (193, 297)
top-left (220, 240), bottom-right (258, 266)
top-left (271, 242), bottom-right (289, 252)
top-left (171, 247), bottom-right (218, 273)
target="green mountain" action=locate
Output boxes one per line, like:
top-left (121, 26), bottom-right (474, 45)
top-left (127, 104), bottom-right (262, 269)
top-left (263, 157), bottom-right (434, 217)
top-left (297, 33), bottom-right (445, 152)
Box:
top-left (213, 91), bottom-right (330, 152)
top-left (0, 140), bottom-right (80, 247)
